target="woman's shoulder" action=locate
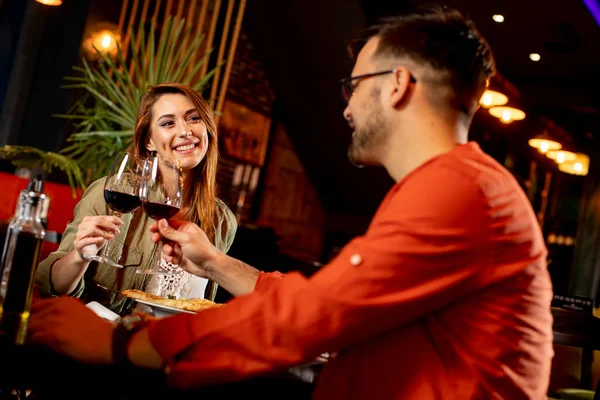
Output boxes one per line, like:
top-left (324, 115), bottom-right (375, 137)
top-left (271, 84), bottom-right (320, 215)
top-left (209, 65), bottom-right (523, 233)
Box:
top-left (77, 177), bottom-right (107, 207)
top-left (82, 177), bottom-right (107, 197)
top-left (213, 198), bottom-right (237, 252)
top-left (214, 198), bottom-right (233, 218)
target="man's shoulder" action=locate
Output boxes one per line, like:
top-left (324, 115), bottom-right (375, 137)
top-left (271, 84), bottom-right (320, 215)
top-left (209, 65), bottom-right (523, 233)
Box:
top-left (419, 142), bottom-right (522, 199)
top-left (378, 143), bottom-right (531, 225)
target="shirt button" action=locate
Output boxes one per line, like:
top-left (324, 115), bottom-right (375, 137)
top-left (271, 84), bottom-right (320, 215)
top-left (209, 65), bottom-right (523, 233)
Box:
top-left (349, 253), bottom-right (362, 266)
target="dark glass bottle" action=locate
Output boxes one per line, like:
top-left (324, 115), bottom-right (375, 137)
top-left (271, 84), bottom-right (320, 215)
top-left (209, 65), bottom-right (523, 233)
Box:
top-left (0, 174), bottom-right (46, 346)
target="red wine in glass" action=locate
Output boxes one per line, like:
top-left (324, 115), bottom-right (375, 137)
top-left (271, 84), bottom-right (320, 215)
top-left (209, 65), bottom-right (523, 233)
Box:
top-left (141, 202), bottom-right (179, 220)
top-left (104, 190), bottom-right (141, 214)
top-left (136, 157), bottom-right (183, 275)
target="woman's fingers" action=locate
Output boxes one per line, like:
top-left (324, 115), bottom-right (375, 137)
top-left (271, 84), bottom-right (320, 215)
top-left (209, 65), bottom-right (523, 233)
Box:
top-left (76, 237), bottom-right (104, 249)
top-left (78, 216), bottom-right (122, 237)
top-left (92, 216), bottom-right (122, 233)
top-left (76, 229), bottom-right (113, 244)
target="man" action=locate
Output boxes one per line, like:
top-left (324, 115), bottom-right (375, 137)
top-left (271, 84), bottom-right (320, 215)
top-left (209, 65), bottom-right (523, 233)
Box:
top-left (28, 5), bottom-right (554, 399)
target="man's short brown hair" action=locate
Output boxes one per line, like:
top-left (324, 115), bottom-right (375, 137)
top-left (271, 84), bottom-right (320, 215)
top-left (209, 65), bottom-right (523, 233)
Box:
top-left (349, 4), bottom-right (496, 115)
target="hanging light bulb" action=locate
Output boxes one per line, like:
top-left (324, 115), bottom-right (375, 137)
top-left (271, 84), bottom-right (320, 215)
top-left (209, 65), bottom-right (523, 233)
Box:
top-left (479, 90), bottom-right (508, 108)
top-left (489, 106), bottom-right (526, 123)
top-left (36, 0), bottom-right (62, 5)
top-left (546, 150), bottom-right (577, 164)
top-left (558, 153), bottom-right (590, 176)
top-left (528, 138), bottom-right (562, 154)
top-left (82, 23), bottom-right (120, 60)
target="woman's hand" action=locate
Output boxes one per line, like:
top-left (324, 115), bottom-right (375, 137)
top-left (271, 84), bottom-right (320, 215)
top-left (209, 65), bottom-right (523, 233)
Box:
top-left (27, 297), bottom-right (115, 365)
top-left (149, 219), bottom-right (220, 279)
top-left (74, 215), bottom-right (123, 260)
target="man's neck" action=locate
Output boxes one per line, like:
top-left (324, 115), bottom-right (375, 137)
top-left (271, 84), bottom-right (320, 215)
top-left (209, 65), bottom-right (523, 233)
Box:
top-left (382, 114), bottom-right (468, 183)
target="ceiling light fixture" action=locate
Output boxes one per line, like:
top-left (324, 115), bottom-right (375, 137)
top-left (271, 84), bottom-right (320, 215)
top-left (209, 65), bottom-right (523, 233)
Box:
top-left (36, 0), bottom-right (62, 5)
top-left (529, 53), bottom-right (541, 62)
top-left (528, 138), bottom-right (562, 154)
top-left (82, 23), bottom-right (120, 60)
top-left (493, 14), bottom-right (504, 23)
top-left (558, 153), bottom-right (590, 176)
top-left (546, 150), bottom-right (577, 164)
top-left (489, 106), bottom-right (526, 123)
top-left (479, 90), bottom-right (508, 108)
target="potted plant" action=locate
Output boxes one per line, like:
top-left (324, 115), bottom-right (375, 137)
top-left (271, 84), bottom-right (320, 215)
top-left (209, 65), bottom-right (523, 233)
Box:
top-left (0, 15), bottom-right (221, 196)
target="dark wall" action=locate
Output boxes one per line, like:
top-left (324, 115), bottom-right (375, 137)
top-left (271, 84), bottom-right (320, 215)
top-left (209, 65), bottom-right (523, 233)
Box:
top-left (0, 0), bottom-right (27, 109)
top-left (0, 0), bottom-right (91, 151)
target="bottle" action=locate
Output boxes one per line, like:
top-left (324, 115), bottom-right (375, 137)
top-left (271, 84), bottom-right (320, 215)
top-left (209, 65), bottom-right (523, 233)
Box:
top-left (0, 169), bottom-right (46, 345)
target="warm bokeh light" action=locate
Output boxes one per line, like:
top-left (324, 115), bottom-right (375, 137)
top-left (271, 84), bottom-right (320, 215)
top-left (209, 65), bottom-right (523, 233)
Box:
top-left (528, 138), bottom-right (562, 154)
top-left (82, 25), bottom-right (120, 60)
top-left (489, 106), bottom-right (526, 123)
top-left (101, 34), bottom-right (113, 49)
top-left (493, 14), bottom-right (504, 23)
top-left (546, 150), bottom-right (577, 164)
top-left (558, 153), bottom-right (590, 176)
top-left (92, 30), bottom-right (118, 53)
top-left (36, 0), bottom-right (62, 5)
top-left (479, 90), bottom-right (508, 108)
top-left (529, 53), bottom-right (541, 62)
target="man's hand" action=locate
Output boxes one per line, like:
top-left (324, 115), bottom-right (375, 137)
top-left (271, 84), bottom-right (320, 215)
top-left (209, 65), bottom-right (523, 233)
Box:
top-left (27, 297), bottom-right (115, 365)
top-left (149, 219), bottom-right (221, 279)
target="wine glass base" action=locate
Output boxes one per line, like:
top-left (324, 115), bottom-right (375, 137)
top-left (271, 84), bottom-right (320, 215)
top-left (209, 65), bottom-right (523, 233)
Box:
top-left (82, 254), bottom-right (124, 268)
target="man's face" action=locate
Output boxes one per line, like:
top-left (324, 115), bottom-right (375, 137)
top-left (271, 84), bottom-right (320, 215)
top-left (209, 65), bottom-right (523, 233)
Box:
top-left (344, 38), bottom-right (389, 167)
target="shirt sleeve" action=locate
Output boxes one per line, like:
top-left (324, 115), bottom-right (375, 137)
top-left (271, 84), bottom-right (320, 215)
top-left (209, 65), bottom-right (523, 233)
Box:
top-left (36, 178), bottom-right (107, 298)
top-left (214, 198), bottom-right (238, 254)
top-left (147, 163), bottom-right (542, 388)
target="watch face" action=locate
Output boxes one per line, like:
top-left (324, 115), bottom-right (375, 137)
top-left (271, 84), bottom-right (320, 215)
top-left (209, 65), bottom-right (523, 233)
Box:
top-left (121, 314), bottom-right (144, 331)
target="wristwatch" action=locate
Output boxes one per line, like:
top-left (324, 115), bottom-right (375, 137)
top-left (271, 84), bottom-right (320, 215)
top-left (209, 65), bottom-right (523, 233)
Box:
top-left (112, 314), bottom-right (147, 366)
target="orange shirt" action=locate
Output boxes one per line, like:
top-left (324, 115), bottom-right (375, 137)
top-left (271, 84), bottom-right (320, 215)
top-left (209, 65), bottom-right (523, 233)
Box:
top-left (148, 142), bottom-right (554, 399)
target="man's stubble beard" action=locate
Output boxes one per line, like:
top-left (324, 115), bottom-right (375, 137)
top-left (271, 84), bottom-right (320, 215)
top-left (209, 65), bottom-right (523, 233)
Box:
top-left (347, 94), bottom-right (387, 168)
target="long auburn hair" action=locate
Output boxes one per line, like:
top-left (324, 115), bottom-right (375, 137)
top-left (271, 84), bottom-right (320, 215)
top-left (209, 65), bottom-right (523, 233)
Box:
top-left (132, 83), bottom-right (218, 243)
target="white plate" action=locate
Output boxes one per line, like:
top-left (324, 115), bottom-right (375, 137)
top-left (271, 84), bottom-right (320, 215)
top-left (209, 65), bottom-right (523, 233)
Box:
top-left (132, 298), bottom-right (196, 318)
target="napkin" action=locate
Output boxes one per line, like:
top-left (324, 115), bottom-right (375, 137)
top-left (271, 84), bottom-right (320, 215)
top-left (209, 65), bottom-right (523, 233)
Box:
top-left (86, 301), bottom-right (120, 322)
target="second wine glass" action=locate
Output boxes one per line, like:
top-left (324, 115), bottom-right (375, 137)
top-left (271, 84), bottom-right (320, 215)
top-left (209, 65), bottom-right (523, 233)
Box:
top-left (136, 156), bottom-right (183, 275)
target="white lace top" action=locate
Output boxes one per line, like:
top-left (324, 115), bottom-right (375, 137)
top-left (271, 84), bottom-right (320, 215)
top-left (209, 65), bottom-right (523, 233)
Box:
top-left (145, 258), bottom-right (209, 300)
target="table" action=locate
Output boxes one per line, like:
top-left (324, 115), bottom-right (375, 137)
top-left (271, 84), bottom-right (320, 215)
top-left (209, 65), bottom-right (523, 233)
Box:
top-left (0, 340), bottom-right (316, 400)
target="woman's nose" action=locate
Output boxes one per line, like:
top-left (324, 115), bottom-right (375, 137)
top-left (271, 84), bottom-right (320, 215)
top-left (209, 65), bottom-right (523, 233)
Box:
top-left (178, 121), bottom-right (192, 137)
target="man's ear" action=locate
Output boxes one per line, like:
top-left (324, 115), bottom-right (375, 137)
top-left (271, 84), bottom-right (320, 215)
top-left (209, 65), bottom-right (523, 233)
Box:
top-left (389, 66), bottom-right (413, 108)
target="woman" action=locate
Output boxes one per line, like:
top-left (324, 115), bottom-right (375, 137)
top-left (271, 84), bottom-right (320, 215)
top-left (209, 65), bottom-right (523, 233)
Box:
top-left (37, 83), bottom-right (237, 314)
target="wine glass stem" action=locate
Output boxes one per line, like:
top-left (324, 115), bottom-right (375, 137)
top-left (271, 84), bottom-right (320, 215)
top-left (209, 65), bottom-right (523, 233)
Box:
top-left (155, 239), bottom-right (163, 268)
top-left (100, 211), bottom-right (121, 259)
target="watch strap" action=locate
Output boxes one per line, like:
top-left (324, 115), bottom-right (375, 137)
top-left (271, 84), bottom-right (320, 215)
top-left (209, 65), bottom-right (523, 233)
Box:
top-left (112, 315), bottom-right (146, 366)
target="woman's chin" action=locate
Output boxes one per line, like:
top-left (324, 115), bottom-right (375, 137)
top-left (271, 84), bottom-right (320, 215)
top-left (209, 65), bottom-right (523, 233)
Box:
top-left (172, 154), bottom-right (203, 171)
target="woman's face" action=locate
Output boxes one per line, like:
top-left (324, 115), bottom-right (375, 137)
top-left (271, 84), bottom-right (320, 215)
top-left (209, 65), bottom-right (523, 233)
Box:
top-left (146, 93), bottom-right (209, 171)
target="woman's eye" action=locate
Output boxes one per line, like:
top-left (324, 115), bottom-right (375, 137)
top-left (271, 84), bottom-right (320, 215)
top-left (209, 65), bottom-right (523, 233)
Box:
top-left (160, 121), bottom-right (174, 127)
top-left (189, 115), bottom-right (201, 122)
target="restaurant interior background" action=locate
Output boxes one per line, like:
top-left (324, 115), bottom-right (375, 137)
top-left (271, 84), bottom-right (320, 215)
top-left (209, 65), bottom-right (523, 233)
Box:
top-left (0, 0), bottom-right (599, 392)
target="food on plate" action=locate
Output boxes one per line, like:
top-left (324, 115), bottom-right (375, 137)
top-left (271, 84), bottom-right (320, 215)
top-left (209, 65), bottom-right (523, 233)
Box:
top-left (122, 289), bottom-right (225, 312)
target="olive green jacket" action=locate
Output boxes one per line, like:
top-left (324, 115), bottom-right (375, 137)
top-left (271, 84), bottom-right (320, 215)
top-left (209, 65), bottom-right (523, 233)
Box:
top-left (37, 178), bottom-right (237, 314)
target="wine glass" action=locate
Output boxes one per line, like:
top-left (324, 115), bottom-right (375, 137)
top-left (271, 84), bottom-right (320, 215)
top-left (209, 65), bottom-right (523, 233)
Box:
top-left (135, 156), bottom-right (183, 275)
top-left (82, 152), bottom-right (143, 268)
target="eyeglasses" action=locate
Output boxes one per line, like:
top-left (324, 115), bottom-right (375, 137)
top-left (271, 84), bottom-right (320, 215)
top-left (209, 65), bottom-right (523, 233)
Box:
top-left (339, 68), bottom-right (417, 103)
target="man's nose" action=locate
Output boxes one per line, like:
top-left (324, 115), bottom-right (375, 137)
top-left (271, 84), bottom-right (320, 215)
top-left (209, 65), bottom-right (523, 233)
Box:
top-left (343, 105), bottom-right (351, 122)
